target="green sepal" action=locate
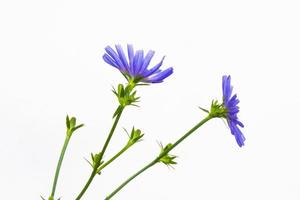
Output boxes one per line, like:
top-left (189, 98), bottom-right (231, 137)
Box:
top-left (160, 154), bottom-right (177, 165)
top-left (198, 106), bottom-right (209, 113)
top-left (118, 84), bottom-right (124, 97)
top-left (66, 115), bottom-right (70, 129)
top-left (69, 117), bottom-right (76, 129)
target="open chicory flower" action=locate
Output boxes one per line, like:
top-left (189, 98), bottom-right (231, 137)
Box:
top-left (103, 44), bottom-right (173, 84)
top-left (222, 75), bottom-right (245, 147)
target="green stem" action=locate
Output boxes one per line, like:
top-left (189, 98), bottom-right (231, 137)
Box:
top-left (105, 115), bottom-right (213, 200)
top-left (97, 144), bottom-right (130, 173)
top-left (105, 159), bottom-right (158, 200)
top-left (49, 135), bottom-right (71, 199)
top-left (75, 107), bottom-right (124, 200)
top-left (99, 107), bottom-right (124, 163)
top-left (162, 115), bottom-right (212, 156)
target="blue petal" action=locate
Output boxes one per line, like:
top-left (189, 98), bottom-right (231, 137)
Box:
top-left (103, 54), bottom-right (119, 68)
top-left (143, 56), bottom-right (165, 77)
top-left (233, 125), bottom-right (245, 147)
top-left (226, 76), bottom-right (233, 100)
top-left (236, 120), bottom-right (244, 128)
top-left (115, 44), bottom-right (129, 71)
top-left (229, 118), bottom-right (245, 147)
top-left (105, 46), bottom-right (125, 71)
top-left (223, 75), bottom-right (233, 103)
top-left (222, 76), bottom-right (227, 97)
top-left (146, 67), bottom-right (173, 83)
top-left (127, 44), bottom-right (134, 74)
top-left (135, 50), bottom-right (144, 76)
top-left (133, 50), bottom-right (144, 76)
top-left (138, 50), bottom-right (155, 75)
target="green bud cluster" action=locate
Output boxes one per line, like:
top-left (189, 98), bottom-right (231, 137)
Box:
top-left (86, 153), bottom-right (104, 174)
top-left (127, 127), bottom-right (144, 146)
top-left (112, 83), bottom-right (140, 118)
top-left (113, 84), bottom-right (139, 107)
top-left (66, 115), bottom-right (84, 138)
top-left (159, 143), bottom-right (177, 166)
top-left (209, 100), bottom-right (227, 118)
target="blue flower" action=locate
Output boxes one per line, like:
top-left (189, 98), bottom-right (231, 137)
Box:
top-left (222, 75), bottom-right (245, 147)
top-left (103, 44), bottom-right (173, 83)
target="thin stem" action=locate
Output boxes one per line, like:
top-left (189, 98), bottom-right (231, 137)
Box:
top-left (105, 159), bottom-right (158, 200)
top-left (105, 115), bottom-right (213, 199)
top-left (161, 115), bottom-right (212, 156)
top-left (75, 169), bottom-right (97, 200)
top-left (49, 135), bottom-right (71, 199)
top-left (97, 144), bottom-right (130, 173)
top-left (99, 107), bottom-right (124, 163)
top-left (75, 107), bottom-right (124, 200)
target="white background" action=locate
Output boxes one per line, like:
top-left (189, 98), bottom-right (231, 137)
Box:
top-left (1, 0), bottom-right (300, 199)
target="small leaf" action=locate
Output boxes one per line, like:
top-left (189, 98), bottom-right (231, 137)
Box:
top-left (40, 196), bottom-right (46, 200)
